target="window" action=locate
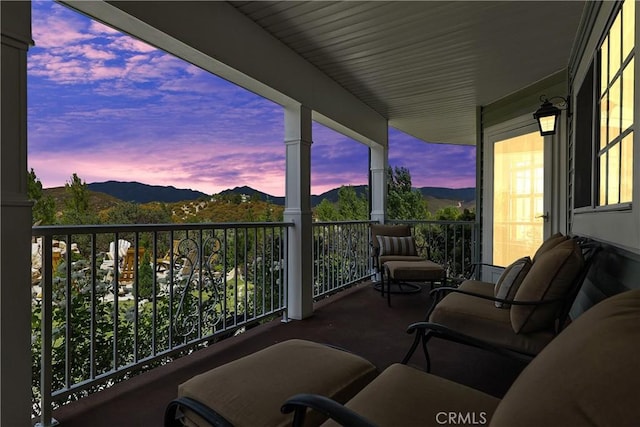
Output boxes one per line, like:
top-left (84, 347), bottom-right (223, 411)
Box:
top-left (598, 0), bottom-right (634, 206)
top-left (574, 62), bottom-right (595, 209)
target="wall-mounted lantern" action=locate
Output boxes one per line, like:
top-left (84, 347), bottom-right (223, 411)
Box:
top-left (533, 95), bottom-right (569, 136)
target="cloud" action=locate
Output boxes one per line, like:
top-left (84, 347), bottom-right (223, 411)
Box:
top-left (110, 37), bottom-right (159, 54)
top-left (307, 124), bottom-right (371, 194)
top-left (389, 128), bottom-right (476, 188)
top-left (66, 44), bottom-right (117, 61)
top-left (32, 2), bottom-right (94, 48)
top-left (30, 1), bottom-right (187, 87)
top-left (28, 1), bottom-right (477, 200)
top-left (88, 20), bottom-right (121, 36)
top-left (28, 143), bottom-right (288, 196)
top-left (27, 111), bottom-right (368, 196)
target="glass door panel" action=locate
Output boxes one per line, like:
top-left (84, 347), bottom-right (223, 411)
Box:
top-left (493, 132), bottom-right (545, 266)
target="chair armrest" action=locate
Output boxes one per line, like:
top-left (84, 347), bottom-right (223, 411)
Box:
top-left (428, 287), bottom-right (565, 306)
top-left (164, 397), bottom-right (233, 427)
top-left (281, 394), bottom-right (378, 427)
top-left (406, 321), bottom-right (503, 350)
top-left (474, 262), bottom-right (506, 270)
top-left (465, 262), bottom-right (505, 280)
top-left (369, 241), bottom-right (379, 256)
top-left (404, 322), bottom-right (537, 362)
top-left (369, 242), bottom-right (380, 267)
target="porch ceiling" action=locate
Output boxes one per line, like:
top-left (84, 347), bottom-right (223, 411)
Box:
top-left (228, 1), bottom-right (586, 145)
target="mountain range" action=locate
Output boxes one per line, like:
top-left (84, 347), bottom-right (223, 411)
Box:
top-left (84, 181), bottom-right (475, 207)
top-left (87, 181), bottom-right (208, 204)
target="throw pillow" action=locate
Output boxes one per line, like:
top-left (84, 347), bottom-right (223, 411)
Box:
top-left (376, 235), bottom-right (417, 256)
top-left (532, 232), bottom-right (568, 262)
top-left (494, 256), bottom-right (532, 308)
top-left (511, 239), bottom-right (584, 334)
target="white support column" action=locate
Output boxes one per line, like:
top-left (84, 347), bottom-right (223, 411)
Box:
top-left (1, 2), bottom-right (33, 426)
top-left (370, 142), bottom-right (388, 224)
top-left (283, 105), bottom-right (314, 320)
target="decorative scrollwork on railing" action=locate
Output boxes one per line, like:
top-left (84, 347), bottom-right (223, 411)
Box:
top-left (412, 222), bottom-right (475, 279)
top-left (172, 236), bottom-right (225, 340)
top-left (339, 225), bottom-right (365, 283)
top-left (312, 223), bottom-right (370, 297)
top-left (200, 236), bottom-right (225, 329)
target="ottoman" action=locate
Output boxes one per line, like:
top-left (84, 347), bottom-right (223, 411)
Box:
top-left (165, 339), bottom-right (378, 427)
top-left (383, 260), bottom-right (445, 306)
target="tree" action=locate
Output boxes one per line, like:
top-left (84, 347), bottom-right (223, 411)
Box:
top-left (65, 173), bottom-right (89, 212)
top-left (314, 186), bottom-right (368, 221)
top-left (27, 168), bottom-right (56, 225)
top-left (434, 207), bottom-right (476, 221)
top-left (336, 186), bottom-right (368, 220)
top-left (314, 199), bottom-right (338, 221)
top-left (387, 166), bottom-right (428, 220)
top-left (258, 205), bottom-right (281, 222)
top-left (60, 173), bottom-right (97, 225)
top-left (137, 251), bottom-right (155, 299)
top-left (103, 202), bottom-right (172, 225)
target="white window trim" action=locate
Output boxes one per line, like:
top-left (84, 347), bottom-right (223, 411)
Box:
top-left (570, 0), bottom-right (640, 254)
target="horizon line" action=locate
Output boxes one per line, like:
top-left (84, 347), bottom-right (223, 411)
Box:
top-left (44, 180), bottom-right (477, 198)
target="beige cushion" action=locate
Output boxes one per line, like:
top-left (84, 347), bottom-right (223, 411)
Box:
top-left (323, 364), bottom-right (500, 427)
top-left (430, 281), bottom-right (555, 355)
top-left (386, 260), bottom-right (444, 281)
top-left (491, 289), bottom-right (640, 427)
top-left (458, 279), bottom-right (496, 296)
top-left (510, 239), bottom-right (584, 334)
top-left (179, 339), bottom-right (378, 427)
top-left (532, 232), bottom-right (568, 262)
top-left (377, 235), bottom-right (417, 256)
top-left (494, 257), bottom-right (532, 308)
top-left (379, 254), bottom-right (424, 265)
top-left (370, 224), bottom-right (411, 251)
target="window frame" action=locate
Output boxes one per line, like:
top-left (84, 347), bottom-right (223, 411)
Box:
top-left (595, 0), bottom-right (634, 209)
top-left (570, 0), bottom-right (640, 254)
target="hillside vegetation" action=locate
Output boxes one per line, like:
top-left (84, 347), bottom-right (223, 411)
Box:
top-left (42, 187), bottom-right (285, 224)
top-left (42, 185), bottom-right (473, 224)
top-left (45, 186), bottom-right (123, 214)
top-left (38, 169), bottom-right (475, 225)
top-left (166, 195), bottom-right (284, 223)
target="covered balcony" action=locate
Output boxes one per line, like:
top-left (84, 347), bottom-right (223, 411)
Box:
top-left (3, 1), bottom-right (640, 426)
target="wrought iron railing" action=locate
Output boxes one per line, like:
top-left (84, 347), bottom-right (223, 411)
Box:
top-left (31, 218), bottom-right (477, 425)
top-left (312, 221), bottom-right (375, 298)
top-left (31, 222), bottom-right (290, 426)
top-left (310, 219), bottom-right (478, 298)
top-left (387, 219), bottom-right (479, 280)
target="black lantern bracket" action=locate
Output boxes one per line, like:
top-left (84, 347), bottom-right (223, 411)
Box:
top-left (533, 95), bottom-right (569, 136)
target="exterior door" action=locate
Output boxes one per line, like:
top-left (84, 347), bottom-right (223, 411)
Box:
top-left (484, 118), bottom-right (553, 279)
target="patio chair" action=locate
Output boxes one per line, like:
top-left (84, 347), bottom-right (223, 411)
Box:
top-left (100, 239), bottom-right (131, 270)
top-left (120, 247), bottom-right (146, 282)
top-left (282, 289), bottom-right (640, 427)
top-left (370, 224), bottom-right (424, 273)
top-left (370, 224), bottom-right (441, 298)
top-left (176, 248), bottom-right (200, 279)
top-left (402, 234), bottom-right (600, 371)
top-left (156, 240), bottom-right (182, 272)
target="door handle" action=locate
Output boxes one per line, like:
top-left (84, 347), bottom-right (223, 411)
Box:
top-left (536, 212), bottom-right (549, 222)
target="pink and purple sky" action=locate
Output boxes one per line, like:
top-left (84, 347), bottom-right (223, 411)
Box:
top-left (27, 1), bottom-right (476, 197)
